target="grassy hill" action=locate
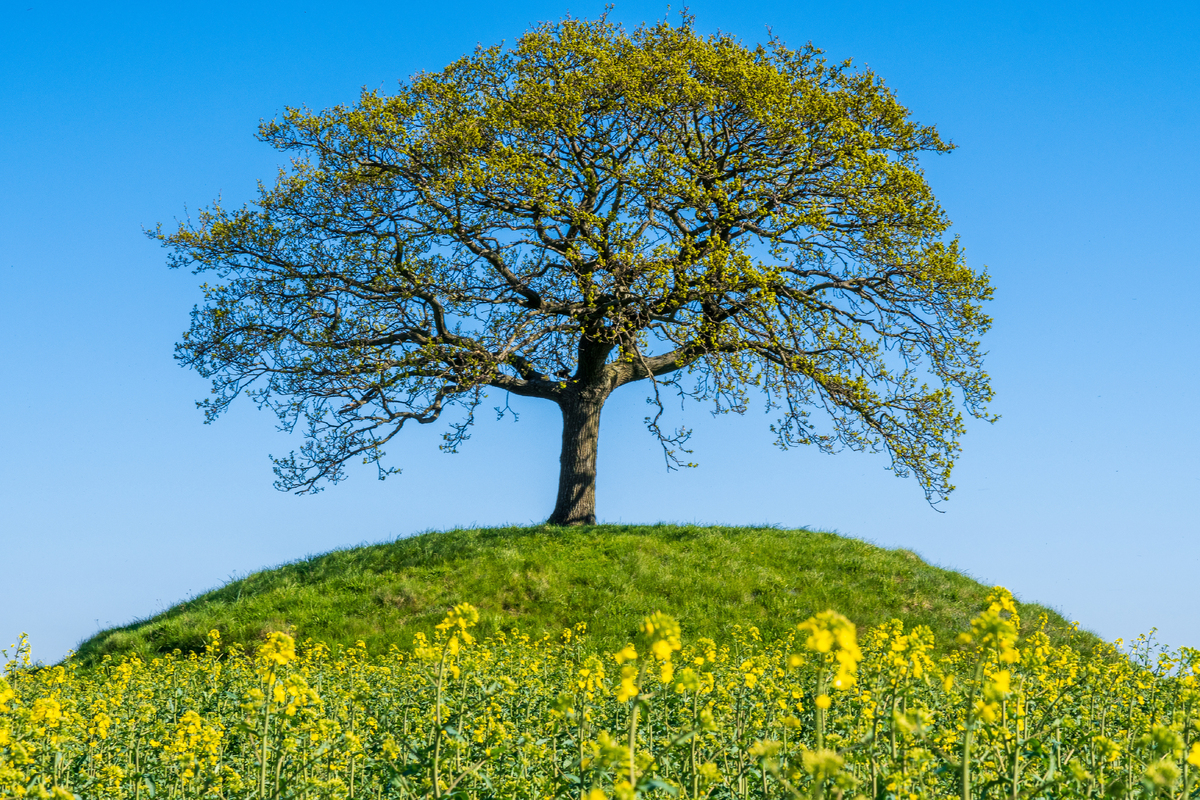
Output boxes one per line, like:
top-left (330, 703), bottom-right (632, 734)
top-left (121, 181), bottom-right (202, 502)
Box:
top-left (74, 524), bottom-right (1098, 667)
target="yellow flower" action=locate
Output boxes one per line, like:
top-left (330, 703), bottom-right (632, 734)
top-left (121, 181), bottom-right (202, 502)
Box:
top-left (673, 667), bottom-right (700, 693)
top-left (7, 592), bottom-right (1199, 800)
top-left (89, 711), bottom-right (112, 740)
top-left (697, 762), bottom-right (722, 786)
top-left (205, 628), bottom-right (221, 656)
top-left (381, 735), bottom-right (401, 761)
top-left (258, 631), bottom-right (297, 668)
top-left (651, 639), bottom-right (676, 661)
top-left (963, 588), bottom-right (1021, 662)
top-left (749, 739), bottom-right (781, 758)
top-left (1145, 758), bottom-right (1180, 789)
top-left (806, 628), bottom-right (834, 653)
top-left (641, 612), bottom-right (682, 662)
top-left (31, 697), bottom-right (62, 726)
top-left (435, 603), bottom-right (480, 646)
top-left (973, 699), bottom-right (1000, 724)
top-left (615, 665), bottom-right (639, 703)
top-left (797, 611), bottom-right (862, 689)
top-left (801, 748), bottom-right (844, 781)
top-left (984, 670), bottom-right (1012, 702)
top-left (1093, 735), bottom-right (1121, 763)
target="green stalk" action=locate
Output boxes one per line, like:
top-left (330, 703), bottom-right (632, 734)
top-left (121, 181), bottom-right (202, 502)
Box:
top-left (1011, 675), bottom-right (1030, 800)
top-left (1182, 697), bottom-right (1193, 800)
top-left (815, 658), bottom-right (827, 752)
top-left (813, 656), bottom-right (828, 800)
top-left (273, 749), bottom-right (285, 799)
top-left (578, 698), bottom-right (588, 800)
top-left (960, 659), bottom-right (986, 800)
top-left (691, 692), bottom-right (700, 800)
top-left (259, 673), bottom-right (273, 799)
top-left (349, 704), bottom-right (356, 799)
top-left (433, 651), bottom-right (447, 800)
top-left (627, 661), bottom-right (647, 791)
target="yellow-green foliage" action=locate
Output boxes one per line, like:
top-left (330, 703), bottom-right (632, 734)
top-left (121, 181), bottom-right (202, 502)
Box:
top-left (3, 590), bottom-right (1198, 799)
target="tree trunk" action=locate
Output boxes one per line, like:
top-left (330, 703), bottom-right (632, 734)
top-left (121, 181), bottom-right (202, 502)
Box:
top-left (547, 392), bottom-right (605, 525)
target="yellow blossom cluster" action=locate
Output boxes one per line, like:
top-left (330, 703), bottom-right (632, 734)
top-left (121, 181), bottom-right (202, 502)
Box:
top-left (1, 590), bottom-right (1198, 799)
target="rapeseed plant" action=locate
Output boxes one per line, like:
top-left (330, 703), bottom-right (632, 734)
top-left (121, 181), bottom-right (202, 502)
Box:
top-left (0, 591), bottom-right (1194, 799)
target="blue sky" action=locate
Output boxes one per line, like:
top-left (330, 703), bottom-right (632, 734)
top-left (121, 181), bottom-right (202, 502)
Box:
top-left (2, 0), bottom-right (1197, 663)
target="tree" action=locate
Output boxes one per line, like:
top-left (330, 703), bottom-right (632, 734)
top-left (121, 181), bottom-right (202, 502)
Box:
top-left (157, 16), bottom-right (994, 526)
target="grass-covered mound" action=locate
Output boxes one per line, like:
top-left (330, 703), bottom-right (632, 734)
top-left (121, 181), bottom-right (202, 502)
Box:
top-left (74, 524), bottom-right (1096, 666)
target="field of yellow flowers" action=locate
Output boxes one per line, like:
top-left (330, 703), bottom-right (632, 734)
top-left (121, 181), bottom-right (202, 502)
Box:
top-left (2, 588), bottom-right (1198, 799)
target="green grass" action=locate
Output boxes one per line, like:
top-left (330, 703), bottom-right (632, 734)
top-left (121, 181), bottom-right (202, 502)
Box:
top-left (73, 524), bottom-right (1098, 667)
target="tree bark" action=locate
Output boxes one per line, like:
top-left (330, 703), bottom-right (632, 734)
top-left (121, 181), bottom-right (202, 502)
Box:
top-left (547, 391), bottom-right (606, 525)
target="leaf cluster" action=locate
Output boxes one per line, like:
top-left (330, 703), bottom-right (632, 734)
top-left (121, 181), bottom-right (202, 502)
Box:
top-left (158, 15), bottom-right (993, 500)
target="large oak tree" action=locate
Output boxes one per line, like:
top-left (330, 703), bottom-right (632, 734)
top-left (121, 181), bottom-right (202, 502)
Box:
top-left (158, 17), bottom-right (994, 525)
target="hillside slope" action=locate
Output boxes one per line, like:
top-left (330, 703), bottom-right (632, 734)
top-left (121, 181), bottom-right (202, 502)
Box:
top-left (74, 525), bottom-right (1098, 666)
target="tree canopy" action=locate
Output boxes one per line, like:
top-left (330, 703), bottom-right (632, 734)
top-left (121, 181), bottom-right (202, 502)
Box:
top-left (158, 16), bottom-right (994, 525)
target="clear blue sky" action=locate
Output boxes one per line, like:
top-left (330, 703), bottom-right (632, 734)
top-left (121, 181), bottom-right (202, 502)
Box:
top-left (2, 0), bottom-right (1197, 663)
